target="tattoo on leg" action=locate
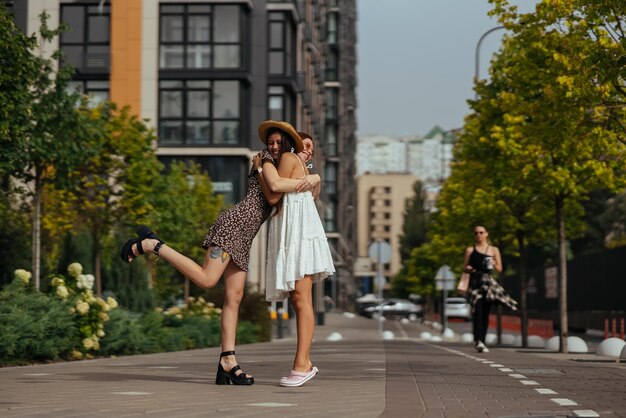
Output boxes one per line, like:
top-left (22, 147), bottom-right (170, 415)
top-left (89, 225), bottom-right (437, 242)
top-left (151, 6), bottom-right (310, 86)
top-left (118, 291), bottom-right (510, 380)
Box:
top-left (209, 247), bottom-right (230, 263)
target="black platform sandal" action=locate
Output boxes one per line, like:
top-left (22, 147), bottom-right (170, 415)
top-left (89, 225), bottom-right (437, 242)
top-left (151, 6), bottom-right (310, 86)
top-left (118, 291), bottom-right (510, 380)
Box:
top-left (215, 351), bottom-right (254, 385)
top-left (120, 226), bottom-right (164, 263)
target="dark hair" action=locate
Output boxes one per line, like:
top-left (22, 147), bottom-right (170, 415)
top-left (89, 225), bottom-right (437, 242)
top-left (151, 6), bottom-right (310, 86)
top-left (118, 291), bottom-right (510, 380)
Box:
top-left (266, 127), bottom-right (297, 160)
top-left (297, 131), bottom-right (313, 142)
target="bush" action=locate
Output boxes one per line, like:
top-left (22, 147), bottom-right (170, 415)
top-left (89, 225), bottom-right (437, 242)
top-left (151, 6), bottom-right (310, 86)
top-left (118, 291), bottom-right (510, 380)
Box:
top-left (0, 278), bottom-right (78, 365)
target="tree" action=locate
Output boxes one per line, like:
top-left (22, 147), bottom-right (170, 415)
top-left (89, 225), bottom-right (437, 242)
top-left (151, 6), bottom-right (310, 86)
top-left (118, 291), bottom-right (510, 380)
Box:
top-left (6, 12), bottom-right (97, 289)
top-left (483, 0), bottom-right (626, 352)
top-left (0, 4), bottom-right (38, 178)
top-left (44, 103), bottom-right (162, 295)
top-left (398, 180), bottom-right (428, 262)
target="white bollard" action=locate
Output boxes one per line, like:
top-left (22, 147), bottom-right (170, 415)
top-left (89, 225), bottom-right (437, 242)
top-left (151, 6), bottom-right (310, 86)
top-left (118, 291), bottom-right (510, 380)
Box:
top-left (343, 312), bottom-right (356, 319)
top-left (461, 333), bottom-right (474, 343)
top-left (326, 332), bottom-right (343, 342)
top-left (485, 333), bottom-right (498, 345)
top-left (527, 335), bottom-right (546, 348)
top-left (420, 331), bottom-right (433, 340)
top-left (500, 333), bottom-right (515, 346)
top-left (382, 330), bottom-right (395, 340)
top-left (430, 335), bottom-right (443, 342)
top-left (400, 318), bottom-right (410, 325)
top-left (547, 336), bottom-right (588, 353)
top-left (442, 328), bottom-right (455, 338)
top-left (596, 337), bottom-right (626, 357)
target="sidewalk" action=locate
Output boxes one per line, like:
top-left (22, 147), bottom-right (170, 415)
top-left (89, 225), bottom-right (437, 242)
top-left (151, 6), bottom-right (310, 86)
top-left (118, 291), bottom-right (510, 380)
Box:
top-left (1, 313), bottom-right (625, 417)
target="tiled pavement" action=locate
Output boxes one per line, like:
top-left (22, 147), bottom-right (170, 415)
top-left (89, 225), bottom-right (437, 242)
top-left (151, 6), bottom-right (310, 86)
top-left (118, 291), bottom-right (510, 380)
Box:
top-left (1, 313), bottom-right (625, 417)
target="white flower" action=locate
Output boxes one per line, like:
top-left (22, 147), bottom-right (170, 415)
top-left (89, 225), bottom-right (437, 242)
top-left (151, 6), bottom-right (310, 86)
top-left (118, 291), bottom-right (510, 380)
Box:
top-left (97, 297), bottom-right (110, 312)
top-left (98, 312), bottom-right (109, 321)
top-left (56, 285), bottom-right (69, 299)
top-left (106, 297), bottom-right (118, 309)
top-left (51, 276), bottom-right (65, 287)
top-left (82, 338), bottom-right (95, 350)
top-left (76, 301), bottom-right (90, 315)
top-left (96, 329), bottom-right (105, 337)
top-left (77, 274), bottom-right (95, 290)
top-left (67, 263), bottom-right (83, 278)
top-left (14, 269), bottom-right (31, 284)
top-left (71, 350), bottom-right (83, 360)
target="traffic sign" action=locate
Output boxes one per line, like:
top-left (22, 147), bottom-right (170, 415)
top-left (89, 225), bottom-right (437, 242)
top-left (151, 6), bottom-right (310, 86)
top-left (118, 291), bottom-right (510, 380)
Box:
top-left (435, 265), bottom-right (456, 291)
top-left (368, 241), bottom-right (392, 264)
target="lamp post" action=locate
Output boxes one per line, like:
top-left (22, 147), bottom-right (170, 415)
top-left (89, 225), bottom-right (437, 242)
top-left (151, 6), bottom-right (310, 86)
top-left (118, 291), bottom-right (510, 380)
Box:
top-left (474, 25), bottom-right (505, 99)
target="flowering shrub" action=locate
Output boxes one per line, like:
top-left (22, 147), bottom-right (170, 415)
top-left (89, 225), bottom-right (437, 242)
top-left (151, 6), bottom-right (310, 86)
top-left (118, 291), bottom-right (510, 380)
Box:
top-left (159, 296), bottom-right (221, 320)
top-left (49, 262), bottom-right (118, 359)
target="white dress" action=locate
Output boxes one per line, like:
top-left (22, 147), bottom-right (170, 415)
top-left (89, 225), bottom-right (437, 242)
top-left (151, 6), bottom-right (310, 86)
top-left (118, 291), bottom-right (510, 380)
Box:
top-left (265, 190), bottom-right (335, 302)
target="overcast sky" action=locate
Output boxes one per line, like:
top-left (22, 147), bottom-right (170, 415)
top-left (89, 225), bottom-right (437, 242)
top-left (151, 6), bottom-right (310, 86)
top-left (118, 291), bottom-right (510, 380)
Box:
top-left (356, 0), bottom-right (535, 137)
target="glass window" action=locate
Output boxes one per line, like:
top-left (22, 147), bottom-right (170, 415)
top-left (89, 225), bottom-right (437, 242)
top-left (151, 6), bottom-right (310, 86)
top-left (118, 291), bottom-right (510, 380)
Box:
top-left (325, 47), bottom-right (338, 81)
top-left (158, 80), bottom-right (241, 146)
top-left (325, 123), bottom-right (337, 156)
top-left (324, 198), bottom-right (337, 232)
top-left (268, 12), bottom-right (293, 76)
top-left (325, 88), bottom-right (338, 120)
top-left (326, 12), bottom-right (338, 44)
top-left (325, 162), bottom-right (338, 195)
top-left (60, 4), bottom-right (110, 73)
top-left (268, 85), bottom-right (293, 122)
top-left (159, 4), bottom-right (242, 69)
top-left (67, 80), bottom-right (110, 107)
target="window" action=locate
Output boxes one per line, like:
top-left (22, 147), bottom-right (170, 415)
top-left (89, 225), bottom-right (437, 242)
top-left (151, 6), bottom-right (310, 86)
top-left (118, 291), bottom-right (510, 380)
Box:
top-left (268, 85), bottom-right (294, 121)
top-left (60, 4), bottom-right (110, 73)
top-left (68, 80), bottom-right (109, 106)
top-left (325, 47), bottom-right (338, 81)
top-left (325, 88), bottom-right (338, 120)
top-left (324, 162), bottom-right (338, 195)
top-left (158, 80), bottom-right (240, 146)
top-left (326, 12), bottom-right (338, 44)
top-left (159, 4), bottom-right (242, 69)
top-left (325, 123), bottom-right (337, 156)
top-left (268, 12), bottom-right (293, 76)
top-left (324, 198), bottom-right (337, 232)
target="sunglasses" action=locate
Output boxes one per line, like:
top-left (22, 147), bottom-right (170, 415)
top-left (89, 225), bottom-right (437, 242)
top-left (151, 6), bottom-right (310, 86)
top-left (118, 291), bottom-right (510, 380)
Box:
top-left (474, 231), bottom-right (485, 235)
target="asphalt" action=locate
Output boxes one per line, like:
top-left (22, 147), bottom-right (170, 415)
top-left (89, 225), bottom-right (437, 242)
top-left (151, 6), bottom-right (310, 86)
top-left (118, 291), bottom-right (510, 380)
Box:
top-left (1, 313), bottom-right (625, 417)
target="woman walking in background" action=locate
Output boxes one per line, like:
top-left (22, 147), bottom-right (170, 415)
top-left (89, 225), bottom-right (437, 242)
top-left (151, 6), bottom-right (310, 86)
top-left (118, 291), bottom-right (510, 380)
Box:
top-left (253, 127), bottom-right (334, 387)
top-left (120, 120), bottom-right (319, 385)
top-left (463, 225), bottom-right (517, 353)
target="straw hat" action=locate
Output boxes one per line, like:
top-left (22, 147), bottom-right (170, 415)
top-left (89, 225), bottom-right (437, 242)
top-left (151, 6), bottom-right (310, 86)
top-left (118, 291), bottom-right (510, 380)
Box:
top-left (258, 120), bottom-right (303, 153)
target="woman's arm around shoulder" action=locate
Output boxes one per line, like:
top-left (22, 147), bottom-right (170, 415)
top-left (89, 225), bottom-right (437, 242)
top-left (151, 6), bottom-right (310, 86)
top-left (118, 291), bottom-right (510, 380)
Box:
top-left (492, 246), bottom-right (503, 273)
top-left (463, 246), bottom-right (474, 273)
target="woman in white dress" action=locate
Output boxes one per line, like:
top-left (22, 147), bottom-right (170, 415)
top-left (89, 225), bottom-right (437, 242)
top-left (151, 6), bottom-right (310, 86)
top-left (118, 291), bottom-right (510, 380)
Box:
top-left (253, 122), bottom-right (335, 387)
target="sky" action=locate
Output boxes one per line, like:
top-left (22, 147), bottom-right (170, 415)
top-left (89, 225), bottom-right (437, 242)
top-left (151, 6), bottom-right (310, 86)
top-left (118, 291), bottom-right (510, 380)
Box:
top-left (356, 0), bottom-right (534, 137)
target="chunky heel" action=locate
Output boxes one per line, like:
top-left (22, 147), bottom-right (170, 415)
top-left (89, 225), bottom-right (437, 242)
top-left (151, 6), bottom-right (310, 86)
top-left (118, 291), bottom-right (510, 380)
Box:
top-left (215, 351), bottom-right (254, 386)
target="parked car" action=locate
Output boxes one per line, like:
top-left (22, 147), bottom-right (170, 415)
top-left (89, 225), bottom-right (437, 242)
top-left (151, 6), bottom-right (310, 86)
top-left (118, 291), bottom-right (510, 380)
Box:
top-left (444, 297), bottom-right (471, 321)
top-left (362, 298), bottom-right (423, 321)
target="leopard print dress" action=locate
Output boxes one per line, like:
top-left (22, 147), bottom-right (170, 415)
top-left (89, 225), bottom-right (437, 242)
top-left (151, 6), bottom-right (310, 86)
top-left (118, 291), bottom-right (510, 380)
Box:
top-left (201, 150), bottom-right (273, 272)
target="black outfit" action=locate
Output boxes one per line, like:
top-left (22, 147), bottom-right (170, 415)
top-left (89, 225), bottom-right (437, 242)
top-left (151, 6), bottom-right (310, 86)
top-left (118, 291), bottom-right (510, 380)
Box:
top-left (467, 246), bottom-right (518, 344)
top-left (468, 246), bottom-right (493, 344)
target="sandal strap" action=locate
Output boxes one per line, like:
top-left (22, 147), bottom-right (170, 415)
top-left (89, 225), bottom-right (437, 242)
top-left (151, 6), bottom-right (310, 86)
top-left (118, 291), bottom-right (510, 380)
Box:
top-left (136, 239), bottom-right (145, 255)
top-left (220, 350), bottom-right (236, 357)
top-left (229, 364), bottom-right (241, 374)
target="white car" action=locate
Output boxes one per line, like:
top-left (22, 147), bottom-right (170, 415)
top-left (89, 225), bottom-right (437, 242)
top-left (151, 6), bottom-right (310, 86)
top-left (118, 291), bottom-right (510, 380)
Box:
top-left (444, 297), bottom-right (471, 321)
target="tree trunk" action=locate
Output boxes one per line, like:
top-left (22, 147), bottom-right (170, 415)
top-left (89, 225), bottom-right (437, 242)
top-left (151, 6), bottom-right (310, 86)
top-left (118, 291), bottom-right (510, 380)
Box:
top-left (94, 233), bottom-right (102, 296)
top-left (31, 177), bottom-right (42, 290)
top-left (517, 230), bottom-right (529, 348)
top-left (556, 196), bottom-right (568, 354)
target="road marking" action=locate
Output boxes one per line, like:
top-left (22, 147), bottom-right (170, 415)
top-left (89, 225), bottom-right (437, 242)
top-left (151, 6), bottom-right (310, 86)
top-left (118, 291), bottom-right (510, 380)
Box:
top-left (111, 392), bottom-right (154, 396)
top-left (364, 368), bottom-right (386, 371)
top-left (489, 363), bottom-right (504, 367)
top-left (509, 373), bottom-right (527, 379)
top-left (572, 410), bottom-right (600, 417)
top-left (551, 398), bottom-right (578, 406)
top-left (520, 380), bottom-right (540, 386)
top-left (147, 366), bottom-right (178, 369)
top-left (21, 373), bottom-right (51, 376)
top-left (247, 402), bottom-right (297, 407)
top-left (499, 368), bottom-right (513, 372)
top-left (535, 388), bottom-right (558, 395)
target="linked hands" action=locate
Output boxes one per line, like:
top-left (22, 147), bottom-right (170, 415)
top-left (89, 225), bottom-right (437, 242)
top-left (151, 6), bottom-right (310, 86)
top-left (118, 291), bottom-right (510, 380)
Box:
top-left (295, 174), bottom-right (320, 192)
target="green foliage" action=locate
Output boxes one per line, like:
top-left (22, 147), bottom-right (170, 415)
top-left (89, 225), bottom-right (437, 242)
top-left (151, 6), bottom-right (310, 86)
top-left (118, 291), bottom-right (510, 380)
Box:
top-left (0, 4), bottom-right (38, 177)
top-left (398, 181), bottom-right (429, 262)
top-left (150, 161), bottom-right (223, 303)
top-left (0, 278), bottom-right (78, 365)
top-left (0, 192), bottom-right (30, 287)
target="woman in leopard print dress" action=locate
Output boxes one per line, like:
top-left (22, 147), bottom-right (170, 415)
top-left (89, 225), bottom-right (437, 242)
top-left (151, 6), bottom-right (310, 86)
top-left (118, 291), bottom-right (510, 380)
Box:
top-left (121, 120), bottom-right (320, 385)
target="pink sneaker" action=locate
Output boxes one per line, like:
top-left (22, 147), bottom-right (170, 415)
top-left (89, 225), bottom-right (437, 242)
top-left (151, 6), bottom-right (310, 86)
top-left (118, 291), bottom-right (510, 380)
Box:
top-left (279, 367), bottom-right (318, 387)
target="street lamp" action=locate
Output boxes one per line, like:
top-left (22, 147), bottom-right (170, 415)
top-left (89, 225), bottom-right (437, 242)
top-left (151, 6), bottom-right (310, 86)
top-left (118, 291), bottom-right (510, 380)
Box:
top-left (474, 25), bottom-right (505, 99)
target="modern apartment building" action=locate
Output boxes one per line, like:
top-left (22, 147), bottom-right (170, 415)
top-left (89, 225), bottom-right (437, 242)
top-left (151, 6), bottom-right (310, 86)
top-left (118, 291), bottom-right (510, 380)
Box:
top-left (6, 0), bottom-right (357, 304)
top-left (355, 174), bottom-right (417, 294)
